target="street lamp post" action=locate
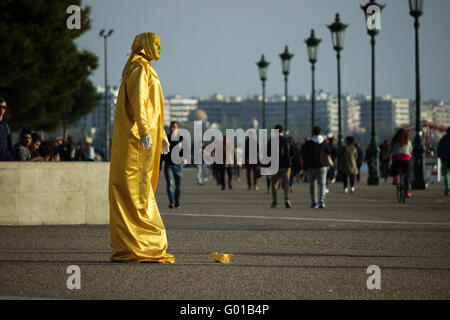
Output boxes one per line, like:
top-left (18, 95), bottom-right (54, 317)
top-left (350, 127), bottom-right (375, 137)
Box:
top-left (327, 14), bottom-right (348, 152)
top-left (361, 0), bottom-right (385, 186)
top-left (256, 55), bottom-right (269, 129)
top-left (409, 0), bottom-right (426, 190)
top-left (305, 29), bottom-right (321, 131)
top-left (279, 46), bottom-right (294, 132)
top-left (99, 29), bottom-right (114, 161)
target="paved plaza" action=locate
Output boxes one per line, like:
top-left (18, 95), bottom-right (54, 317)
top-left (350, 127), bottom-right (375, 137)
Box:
top-left (0, 168), bottom-right (449, 299)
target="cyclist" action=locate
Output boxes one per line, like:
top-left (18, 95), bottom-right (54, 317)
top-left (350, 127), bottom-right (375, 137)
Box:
top-left (390, 129), bottom-right (413, 198)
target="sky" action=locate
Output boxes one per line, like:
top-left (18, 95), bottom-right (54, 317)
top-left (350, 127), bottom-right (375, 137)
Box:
top-left (75, 0), bottom-right (450, 101)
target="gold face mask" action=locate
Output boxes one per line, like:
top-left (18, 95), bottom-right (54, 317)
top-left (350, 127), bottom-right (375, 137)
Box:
top-left (146, 32), bottom-right (161, 61)
top-left (131, 32), bottom-right (161, 61)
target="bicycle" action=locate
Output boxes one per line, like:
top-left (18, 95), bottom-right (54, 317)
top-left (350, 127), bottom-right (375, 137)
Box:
top-left (396, 167), bottom-right (409, 203)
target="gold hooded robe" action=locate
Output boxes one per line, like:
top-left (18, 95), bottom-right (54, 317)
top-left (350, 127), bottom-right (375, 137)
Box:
top-left (109, 32), bottom-right (174, 263)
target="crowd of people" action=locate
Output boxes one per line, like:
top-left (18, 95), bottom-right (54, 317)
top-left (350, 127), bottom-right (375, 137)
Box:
top-left (6, 128), bottom-right (96, 162)
top-left (158, 121), bottom-right (368, 210)
top-left (24, 131), bottom-right (93, 161)
top-left (160, 122), bottom-right (450, 210)
top-left (215, 124), bottom-right (366, 209)
top-left (0, 97), bottom-right (97, 162)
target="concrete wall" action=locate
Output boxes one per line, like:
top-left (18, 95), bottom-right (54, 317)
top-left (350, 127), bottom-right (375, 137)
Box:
top-left (0, 162), bottom-right (109, 225)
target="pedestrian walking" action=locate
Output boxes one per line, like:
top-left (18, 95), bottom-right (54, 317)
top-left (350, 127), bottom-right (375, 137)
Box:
top-left (437, 127), bottom-right (450, 196)
top-left (327, 134), bottom-right (337, 185)
top-left (196, 141), bottom-right (206, 185)
top-left (338, 136), bottom-right (359, 194)
top-left (295, 141), bottom-right (304, 183)
top-left (211, 150), bottom-right (220, 186)
top-left (163, 121), bottom-right (183, 208)
top-left (235, 144), bottom-right (243, 182)
top-left (245, 134), bottom-right (259, 190)
top-left (288, 136), bottom-right (301, 193)
top-left (217, 136), bottom-right (236, 190)
top-left (301, 126), bottom-right (331, 208)
top-left (379, 140), bottom-right (390, 182)
top-left (268, 124), bottom-right (294, 208)
top-left (356, 142), bottom-right (364, 182)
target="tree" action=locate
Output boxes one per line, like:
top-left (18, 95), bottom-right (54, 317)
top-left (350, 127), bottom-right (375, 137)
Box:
top-left (0, 0), bottom-right (99, 132)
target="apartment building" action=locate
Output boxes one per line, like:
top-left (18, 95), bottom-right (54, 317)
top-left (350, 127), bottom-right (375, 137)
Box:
top-left (360, 95), bottom-right (410, 129)
top-left (164, 95), bottom-right (198, 126)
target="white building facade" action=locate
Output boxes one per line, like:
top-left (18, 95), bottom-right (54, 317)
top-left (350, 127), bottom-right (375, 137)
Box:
top-left (359, 95), bottom-right (410, 129)
top-left (164, 95), bottom-right (198, 126)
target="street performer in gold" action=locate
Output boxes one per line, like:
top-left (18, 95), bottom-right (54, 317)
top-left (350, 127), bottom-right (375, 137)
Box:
top-left (109, 32), bottom-right (174, 263)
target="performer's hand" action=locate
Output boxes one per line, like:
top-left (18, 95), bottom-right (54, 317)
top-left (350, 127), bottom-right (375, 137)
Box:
top-left (140, 134), bottom-right (152, 150)
top-left (162, 139), bottom-right (170, 155)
